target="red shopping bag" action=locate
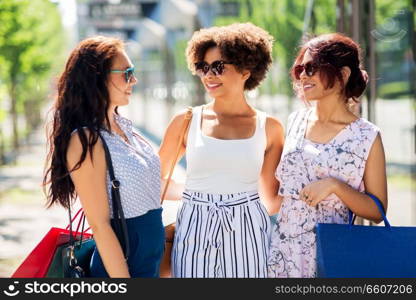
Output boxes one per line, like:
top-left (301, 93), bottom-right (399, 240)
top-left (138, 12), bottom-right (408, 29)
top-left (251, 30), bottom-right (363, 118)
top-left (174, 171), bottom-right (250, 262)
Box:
top-left (12, 227), bottom-right (68, 278)
top-left (11, 209), bottom-right (92, 278)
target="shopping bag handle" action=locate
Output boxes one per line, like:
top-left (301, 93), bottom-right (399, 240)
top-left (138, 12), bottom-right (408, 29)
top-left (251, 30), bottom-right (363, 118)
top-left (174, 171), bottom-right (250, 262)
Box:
top-left (69, 208), bottom-right (83, 226)
top-left (66, 208), bottom-right (86, 230)
top-left (66, 209), bottom-right (90, 234)
top-left (348, 192), bottom-right (390, 229)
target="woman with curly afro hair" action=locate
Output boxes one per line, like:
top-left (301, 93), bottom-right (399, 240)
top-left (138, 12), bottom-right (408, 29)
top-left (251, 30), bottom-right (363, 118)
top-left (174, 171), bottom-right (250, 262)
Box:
top-left (159, 23), bottom-right (284, 278)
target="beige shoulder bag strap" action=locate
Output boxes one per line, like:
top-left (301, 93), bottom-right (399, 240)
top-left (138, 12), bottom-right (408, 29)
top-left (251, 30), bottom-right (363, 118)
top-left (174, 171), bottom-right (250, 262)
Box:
top-left (160, 106), bottom-right (193, 204)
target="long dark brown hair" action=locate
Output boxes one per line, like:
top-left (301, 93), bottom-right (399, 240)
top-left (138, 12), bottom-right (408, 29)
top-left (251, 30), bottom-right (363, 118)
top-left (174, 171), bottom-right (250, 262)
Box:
top-left (292, 33), bottom-right (368, 102)
top-left (43, 36), bottom-right (124, 209)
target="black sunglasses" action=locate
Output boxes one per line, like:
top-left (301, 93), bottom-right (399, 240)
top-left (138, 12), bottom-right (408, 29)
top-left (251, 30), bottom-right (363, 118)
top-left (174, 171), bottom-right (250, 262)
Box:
top-left (194, 60), bottom-right (232, 77)
top-left (293, 62), bottom-right (319, 80)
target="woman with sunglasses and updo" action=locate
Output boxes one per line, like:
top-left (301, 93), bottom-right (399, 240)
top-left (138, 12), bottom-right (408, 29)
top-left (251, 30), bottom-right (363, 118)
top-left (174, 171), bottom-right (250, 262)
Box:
top-left (43, 36), bottom-right (165, 277)
top-left (267, 33), bottom-right (388, 278)
top-left (159, 23), bottom-right (284, 278)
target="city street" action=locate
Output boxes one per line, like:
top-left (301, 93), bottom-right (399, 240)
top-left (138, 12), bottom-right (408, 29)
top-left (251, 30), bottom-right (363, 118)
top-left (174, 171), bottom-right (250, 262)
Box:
top-left (0, 96), bottom-right (414, 277)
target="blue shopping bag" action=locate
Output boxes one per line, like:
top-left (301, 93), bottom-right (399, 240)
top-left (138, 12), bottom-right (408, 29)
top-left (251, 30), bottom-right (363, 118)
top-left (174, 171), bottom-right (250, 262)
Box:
top-left (316, 193), bottom-right (416, 278)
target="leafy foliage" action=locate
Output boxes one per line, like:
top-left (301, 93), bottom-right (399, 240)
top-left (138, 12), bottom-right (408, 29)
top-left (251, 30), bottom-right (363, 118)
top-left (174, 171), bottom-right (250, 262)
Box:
top-left (0, 0), bottom-right (65, 156)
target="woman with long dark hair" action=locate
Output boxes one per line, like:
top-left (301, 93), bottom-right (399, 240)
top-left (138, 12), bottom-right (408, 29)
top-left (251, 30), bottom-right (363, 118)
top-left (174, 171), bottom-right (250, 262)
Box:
top-left (43, 36), bottom-right (164, 278)
top-left (267, 33), bottom-right (388, 278)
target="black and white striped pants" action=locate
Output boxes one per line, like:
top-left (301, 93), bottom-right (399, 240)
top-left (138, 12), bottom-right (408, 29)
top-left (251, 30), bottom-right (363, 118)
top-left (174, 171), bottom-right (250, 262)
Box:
top-left (171, 190), bottom-right (271, 278)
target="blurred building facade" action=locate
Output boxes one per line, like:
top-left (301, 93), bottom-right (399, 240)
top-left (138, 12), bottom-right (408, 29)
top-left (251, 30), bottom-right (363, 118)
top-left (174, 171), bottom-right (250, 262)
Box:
top-left (76, 0), bottom-right (224, 119)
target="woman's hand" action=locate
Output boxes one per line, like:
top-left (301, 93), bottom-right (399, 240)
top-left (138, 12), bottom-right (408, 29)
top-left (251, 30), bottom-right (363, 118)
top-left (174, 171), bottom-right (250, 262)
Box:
top-left (300, 177), bottom-right (338, 207)
top-left (300, 134), bottom-right (387, 223)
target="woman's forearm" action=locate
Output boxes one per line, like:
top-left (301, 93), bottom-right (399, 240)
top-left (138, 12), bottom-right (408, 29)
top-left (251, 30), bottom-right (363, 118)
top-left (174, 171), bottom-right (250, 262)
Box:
top-left (258, 178), bottom-right (282, 215)
top-left (263, 194), bottom-right (282, 215)
top-left (91, 223), bottom-right (130, 278)
top-left (331, 178), bottom-right (385, 223)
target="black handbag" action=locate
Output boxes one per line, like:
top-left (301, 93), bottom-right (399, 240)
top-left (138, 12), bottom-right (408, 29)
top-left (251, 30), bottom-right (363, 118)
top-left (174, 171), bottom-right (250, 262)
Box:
top-left (46, 209), bottom-right (95, 278)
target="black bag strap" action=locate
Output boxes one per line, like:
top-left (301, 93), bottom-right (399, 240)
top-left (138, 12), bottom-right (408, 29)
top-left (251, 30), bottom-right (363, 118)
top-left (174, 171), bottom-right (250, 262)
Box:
top-left (98, 132), bottom-right (130, 261)
top-left (68, 204), bottom-right (75, 244)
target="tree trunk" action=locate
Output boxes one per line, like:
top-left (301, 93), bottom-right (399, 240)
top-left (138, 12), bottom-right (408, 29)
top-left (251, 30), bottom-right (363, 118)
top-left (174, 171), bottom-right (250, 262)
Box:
top-left (0, 126), bottom-right (5, 165)
top-left (10, 80), bottom-right (19, 152)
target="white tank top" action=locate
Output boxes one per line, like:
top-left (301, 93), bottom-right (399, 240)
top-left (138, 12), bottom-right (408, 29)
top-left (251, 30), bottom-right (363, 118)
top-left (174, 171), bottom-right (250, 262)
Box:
top-left (184, 105), bottom-right (267, 194)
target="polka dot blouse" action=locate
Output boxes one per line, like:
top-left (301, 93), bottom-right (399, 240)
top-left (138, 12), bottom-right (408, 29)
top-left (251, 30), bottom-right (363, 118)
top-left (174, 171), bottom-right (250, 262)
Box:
top-left (100, 113), bottom-right (161, 219)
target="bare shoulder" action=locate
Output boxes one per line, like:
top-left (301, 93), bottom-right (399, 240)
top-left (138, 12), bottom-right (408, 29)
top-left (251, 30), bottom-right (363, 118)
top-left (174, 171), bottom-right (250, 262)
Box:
top-left (265, 115), bottom-right (284, 137)
top-left (67, 129), bottom-right (104, 165)
top-left (165, 107), bottom-right (194, 133)
top-left (369, 133), bottom-right (385, 156)
top-left (170, 108), bottom-right (193, 125)
top-left (68, 128), bottom-right (91, 151)
top-left (262, 115), bottom-right (284, 151)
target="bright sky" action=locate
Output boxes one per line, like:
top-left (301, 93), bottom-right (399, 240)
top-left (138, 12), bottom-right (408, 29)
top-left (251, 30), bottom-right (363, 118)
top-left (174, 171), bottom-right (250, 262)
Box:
top-left (57, 0), bottom-right (77, 28)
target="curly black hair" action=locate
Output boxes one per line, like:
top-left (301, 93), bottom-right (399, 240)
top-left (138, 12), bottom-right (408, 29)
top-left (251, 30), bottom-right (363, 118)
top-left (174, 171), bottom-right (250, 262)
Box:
top-left (186, 23), bottom-right (274, 90)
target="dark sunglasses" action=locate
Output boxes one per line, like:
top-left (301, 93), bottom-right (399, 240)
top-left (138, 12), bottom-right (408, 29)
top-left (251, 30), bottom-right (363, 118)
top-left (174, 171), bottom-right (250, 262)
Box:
top-left (110, 66), bottom-right (135, 83)
top-left (194, 60), bottom-right (232, 77)
top-left (293, 62), bottom-right (319, 80)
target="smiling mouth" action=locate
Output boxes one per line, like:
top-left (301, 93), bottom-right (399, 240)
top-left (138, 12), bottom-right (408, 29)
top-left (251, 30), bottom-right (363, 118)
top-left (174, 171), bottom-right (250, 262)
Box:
top-left (303, 83), bottom-right (315, 91)
top-left (205, 83), bottom-right (222, 90)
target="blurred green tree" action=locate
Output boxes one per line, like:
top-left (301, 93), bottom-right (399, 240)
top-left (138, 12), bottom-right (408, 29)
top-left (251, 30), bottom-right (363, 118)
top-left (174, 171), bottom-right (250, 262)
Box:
top-left (0, 0), bottom-right (64, 158)
top-left (215, 0), bottom-right (414, 103)
top-left (373, 0), bottom-right (415, 99)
